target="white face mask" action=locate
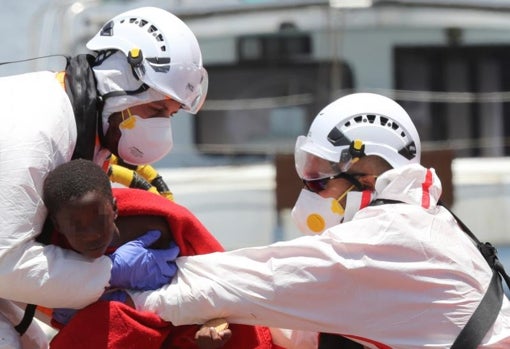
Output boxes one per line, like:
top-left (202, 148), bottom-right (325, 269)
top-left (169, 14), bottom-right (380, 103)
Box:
top-left (291, 186), bottom-right (353, 235)
top-left (343, 190), bottom-right (375, 223)
top-left (117, 110), bottom-right (173, 165)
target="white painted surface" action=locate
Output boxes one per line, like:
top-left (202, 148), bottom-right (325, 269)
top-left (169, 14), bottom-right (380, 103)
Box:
top-left (158, 158), bottom-right (510, 250)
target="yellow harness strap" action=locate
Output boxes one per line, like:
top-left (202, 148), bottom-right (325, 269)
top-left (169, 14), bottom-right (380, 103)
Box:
top-left (109, 164), bottom-right (160, 196)
top-left (109, 155), bottom-right (174, 201)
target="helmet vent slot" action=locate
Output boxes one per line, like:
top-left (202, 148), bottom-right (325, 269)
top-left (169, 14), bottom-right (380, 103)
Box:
top-left (327, 127), bottom-right (350, 147)
top-left (146, 57), bottom-right (170, 72)
top-left (100, 21), bottom-right (114, 36)
top-left (86, 7), bottom-right (206, 113)
top-left (302, 94), bottom-right (420, 168)
top-left (398, 141), bottom-right (417, 160)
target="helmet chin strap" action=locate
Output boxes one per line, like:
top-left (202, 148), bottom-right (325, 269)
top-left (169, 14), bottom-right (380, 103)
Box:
top-left (92, 50), bottom-right (166, 115)
top-left (341, 172), bottom-right (364, 191)
top-left (92, 50), bottom-right (174, 148)
top-left (96, 101), bottom-right (108, 149)
top-left (101, 83), bottom-right (150, 100)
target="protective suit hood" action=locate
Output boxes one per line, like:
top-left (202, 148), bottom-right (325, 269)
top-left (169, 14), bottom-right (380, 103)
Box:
top-left (375, 163), bottom-right (442, 209)
top-left (92, 51), bottom-right (168, 135)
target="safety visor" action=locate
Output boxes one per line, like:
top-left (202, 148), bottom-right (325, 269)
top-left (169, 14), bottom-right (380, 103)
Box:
top-left (294, 135), bottom-right (355, 180)
top-left (138, 62), bottom-right (209, 114)
top-left (184, 68), bottom-right (208, 114)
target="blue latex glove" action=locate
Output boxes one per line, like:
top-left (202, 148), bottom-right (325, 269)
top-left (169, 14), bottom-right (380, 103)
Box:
top-left (53, 291), bottom-right (128, 326)
top-left (52, 308), bottom-right (77, 326)
top-left (52, 291), bottom-right (127, 326)
top-left (109, 230), bottom-right (180, 290)
top-left (99, 289), bottom-right (128, 303)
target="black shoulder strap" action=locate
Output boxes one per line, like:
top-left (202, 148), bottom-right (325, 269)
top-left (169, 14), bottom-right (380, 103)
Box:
top-left (17, 218), bottom-right (57, 335)
top-left (451, 270), bottom-right (503, 349)
top-left (319, 333), bottom-right (364, 349)
top-left (442, 203), bottom-right (510, 287)
top-left (14, 304), bottom-right (37, 335)
top-left (441, 203), bottom-right (509, 349)
top-left (373, 199), bottom-right (510, 348)
top-left (64, 54), bottom-right (101, 161)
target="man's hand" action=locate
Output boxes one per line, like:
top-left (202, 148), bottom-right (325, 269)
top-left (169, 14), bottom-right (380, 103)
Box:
top-left (195, 319), bottom-right (232, 349)
top-left (109, 230), bottom-right (180, 290)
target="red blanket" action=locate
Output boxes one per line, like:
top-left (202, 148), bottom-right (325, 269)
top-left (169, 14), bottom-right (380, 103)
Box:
top-left (50, 188), bottom-right (278, 349)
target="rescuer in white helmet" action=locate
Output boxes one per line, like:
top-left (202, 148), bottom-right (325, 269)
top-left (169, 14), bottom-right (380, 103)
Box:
top-left (125, 93), bottom-right (510, 348)
top-left (0, 7), bottom-right (207, 348)
top-left (87, 6), bottom-right (208, 165)
top-left (291, 92), bottom-right (420, 235)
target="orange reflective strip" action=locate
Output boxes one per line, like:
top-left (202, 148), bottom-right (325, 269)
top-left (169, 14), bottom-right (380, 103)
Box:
top-left (36, 305), bottom-right (52, 317)
top-left (55, 71), bottom-right (66, 90)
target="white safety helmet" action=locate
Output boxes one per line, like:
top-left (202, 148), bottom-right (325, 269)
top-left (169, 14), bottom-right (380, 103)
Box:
top-left (295, 93), bottom-right (421, 180)
top-left (87, 7), bottom-right (208, 114)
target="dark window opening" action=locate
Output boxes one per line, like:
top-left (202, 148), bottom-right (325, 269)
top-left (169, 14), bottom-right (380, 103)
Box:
top-left (194, 59), bottom-right (354, 157)
top-left (395, 45), bottom-right (510, 158)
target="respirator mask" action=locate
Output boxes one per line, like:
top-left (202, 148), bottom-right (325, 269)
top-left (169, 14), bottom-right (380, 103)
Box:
top-left (291, 186), bottom-right (375, 235)
top-left (117, 109), bottom-right (173, 165)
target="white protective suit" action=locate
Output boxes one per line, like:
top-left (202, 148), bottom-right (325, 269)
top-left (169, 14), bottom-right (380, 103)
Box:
top-left (0, 72), bottom-right (111, 348)
top-left (131, 164), bottom-right (510, 348)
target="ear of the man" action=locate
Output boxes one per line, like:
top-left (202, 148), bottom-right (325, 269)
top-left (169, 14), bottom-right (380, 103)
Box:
top-left (358, 175), bottom-right (377, 190)
top-left (112, 198), bottom-right (118, 219)
top-left (49, 215), bottom-right (61, 232)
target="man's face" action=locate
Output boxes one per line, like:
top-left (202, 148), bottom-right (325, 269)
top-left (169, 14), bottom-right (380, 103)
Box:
top-left (103, 99), bottom-right (182, 155)
top-left (128, 99), bottom-right (182, 120)
top-left (53, 191), bottom-right (118, 259)
top-left (315, 157), bottom-right (376, 206)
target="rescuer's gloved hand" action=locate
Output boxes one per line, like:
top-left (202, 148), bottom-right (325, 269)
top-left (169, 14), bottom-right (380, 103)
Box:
top-left (52, 308), bottom-right (77, 326)
top-left (109, 230), bottom-right (180, 290)
top-left (99, 289), bottom-right (129, 303)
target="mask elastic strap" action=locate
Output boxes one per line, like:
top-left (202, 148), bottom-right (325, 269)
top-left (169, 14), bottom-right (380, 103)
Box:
top-left (336, 185), bottom-right (355, 205)
top-left (119, 108), bottom-right (137, 130)
top-left (120, 108), bottom-right (133, 124)
top-left (341, 173), bottom-right (364, 191)
top-left (121, 108), bottom-right (134, 121)
top-left (334, 184), bottom-right (356, 220)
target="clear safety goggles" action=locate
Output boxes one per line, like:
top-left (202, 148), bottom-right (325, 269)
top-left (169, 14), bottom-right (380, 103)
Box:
top-left (302, 172), bottom-right (362, 193)
top-left (294, 135), bottom-right (358, 180)
top-left (138, 62), bottom-right (209, 114)
top-left (185, 68), bottom-right (208, 114)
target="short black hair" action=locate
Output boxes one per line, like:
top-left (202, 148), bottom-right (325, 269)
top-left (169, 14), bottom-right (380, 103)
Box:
top-left (43, 159), bottom-right (113, 214)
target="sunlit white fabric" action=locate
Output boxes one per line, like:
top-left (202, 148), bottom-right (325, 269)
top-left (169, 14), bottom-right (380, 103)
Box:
top-left (131, 164), bottom-right (510, 348)
top-left (0, 72), bottom-right (112, 347)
